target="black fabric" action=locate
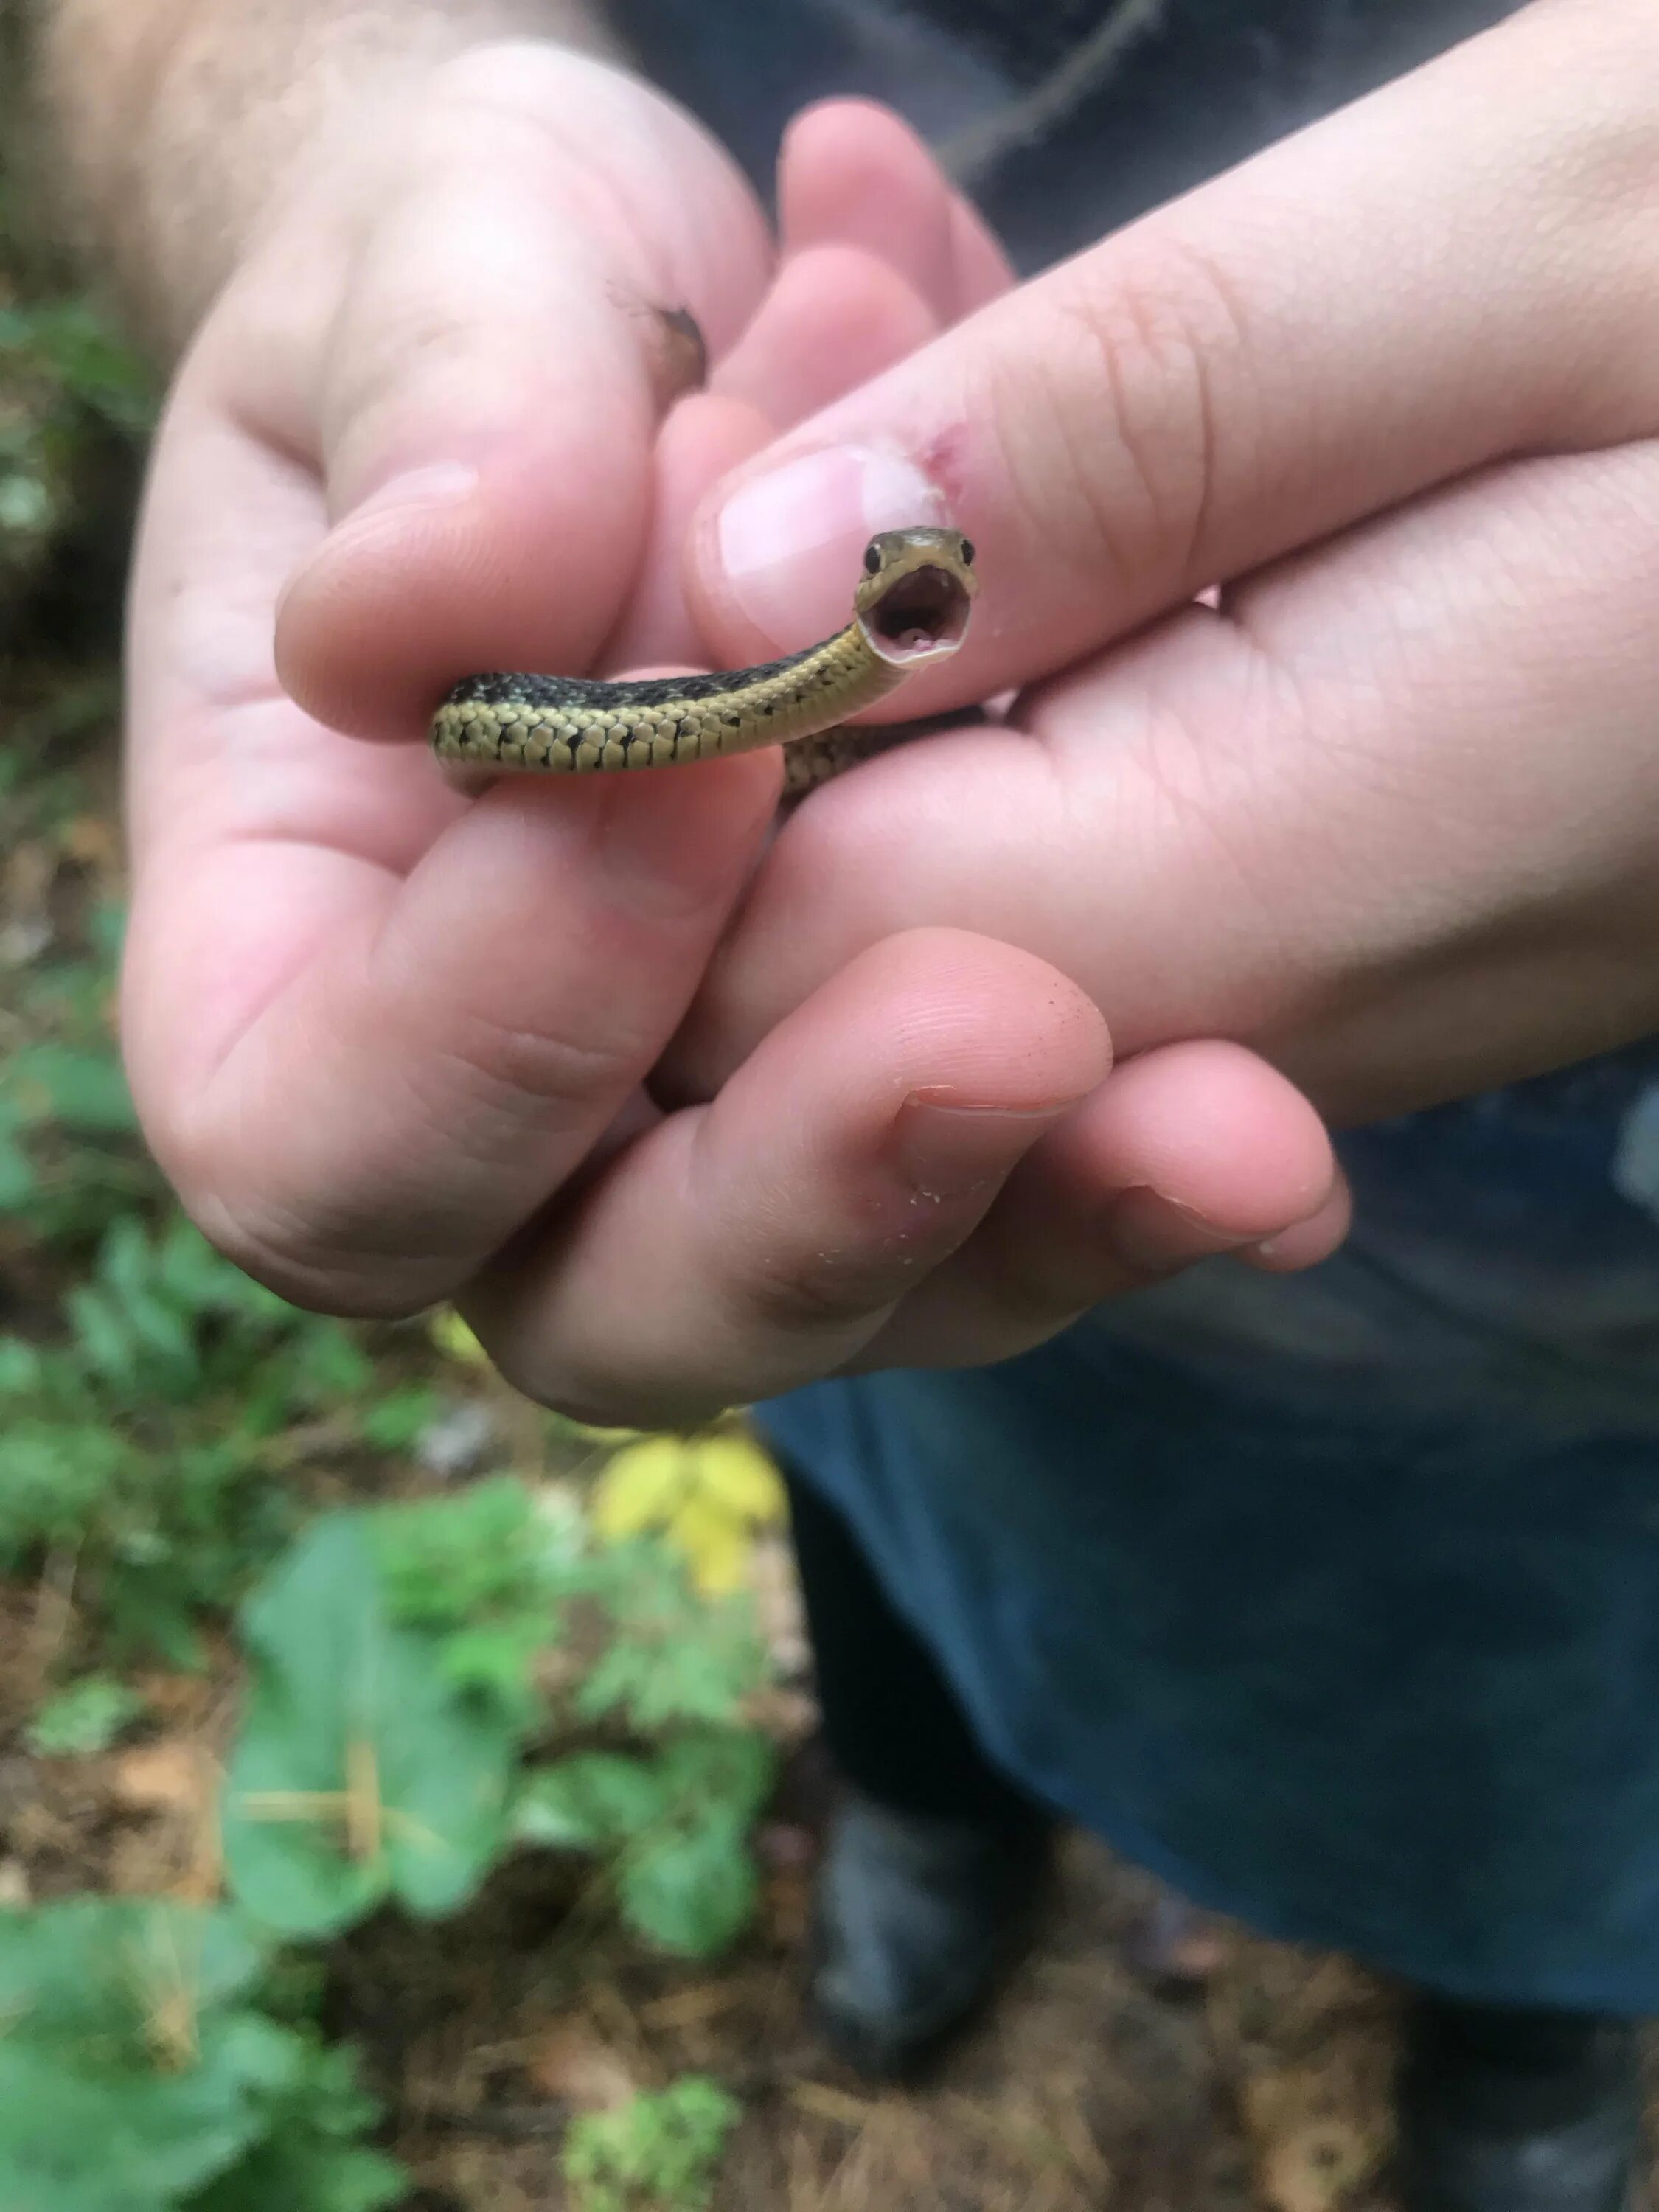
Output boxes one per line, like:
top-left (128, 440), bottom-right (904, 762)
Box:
top-left (608, 0), bottom-right (1527, 271)
top-left (953, 0), bottom-right (1525, 268)
top-left (782, 1466), bottom-right (1043, 1829)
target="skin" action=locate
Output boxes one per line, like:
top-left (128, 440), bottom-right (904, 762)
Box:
top-left (88, 0), bottom-right (1645, 1425)
top-left (672, 0), bottom-right (1659, 1130)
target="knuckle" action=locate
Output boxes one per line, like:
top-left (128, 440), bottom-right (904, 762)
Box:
top-left (996, 233), bottom-right (1251, 592)
top-left (737, 1241), bottom-right (914, 1337)
top-left (184, 1186), bottom-right (433, 1321)
top-left (483, 1332), bottom-right (708, 1432)
top-left (429, 998), bottom-right (657, 1134)
top-left (148, 1100), bottom-right (461, 1321)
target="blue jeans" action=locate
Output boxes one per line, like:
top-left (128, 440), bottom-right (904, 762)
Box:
top-left (760, 1048), bottom-right (1659, 2013)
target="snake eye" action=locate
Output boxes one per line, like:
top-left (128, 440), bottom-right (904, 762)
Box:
top-left (957, 536), bottom-right (975, 568)
top-left (862, 540), bottom-right (883, 576)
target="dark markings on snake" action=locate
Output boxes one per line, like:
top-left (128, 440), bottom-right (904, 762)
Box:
top-left (442, 639), bottom-right (825, 714)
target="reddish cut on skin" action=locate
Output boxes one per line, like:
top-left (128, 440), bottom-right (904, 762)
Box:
top-left (916, 422), bottom-right (973, 509)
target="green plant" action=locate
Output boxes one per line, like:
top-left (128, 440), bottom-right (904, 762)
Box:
top-left (0, 1211), bottom-right (376, 1663)
top-left (562, 2076), bottom-right (741, 2212)
top-left (221, 1512), bottom-right (521, 1936)
top-left (0, 1897), bottom-right (403, 2212)
top-left (223, 1482), bottom-right (777, 1959)
top-left (515, 1728), bottom-right (774, 1957)
top-left (27, 1672), bottom-right (143, 1756)
top-left (0, 291), bottom-right (153, 582)
top-left (373, 1472), bottom-right (579, 1725)
top-left (574, 1534), bottom-right (777, 1733)
top-left (0, 926), bottom-right (151, 1244)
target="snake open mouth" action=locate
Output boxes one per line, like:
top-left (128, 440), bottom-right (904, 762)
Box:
top-left (861, 565), bottom-right (973, 664)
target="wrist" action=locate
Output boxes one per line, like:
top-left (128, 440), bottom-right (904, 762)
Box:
top-left (36, 2), bottom-right (636, 359)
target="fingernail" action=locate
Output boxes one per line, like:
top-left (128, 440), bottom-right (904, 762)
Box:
top-left (334, 461), bottom-right (479, 531)
top-left (280, 463), bottom-right (481, 622)
top-left (714, 445), bottom-right (946, 646)
top-left (1102, 1187), bottom-right (1251, 1277)
top-left (894, 1093), bottom-right (1074, 1203)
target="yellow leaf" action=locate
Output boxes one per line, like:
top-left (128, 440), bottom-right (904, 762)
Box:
top-left (681, 1434), bottom-right (787, 1527)
top-left (669, 1495), bottom-right (751, 1594)
top-left (545, 1409), bottom-right (644, 1447)
top-left (591, 1436), bottom-right (692, 1541)
top-left (428, 1308), bottom-right (488, 1366)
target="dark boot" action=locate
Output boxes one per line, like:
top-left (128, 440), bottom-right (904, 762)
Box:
top-left (1397, 1994), bottom-right (1643, 2212)
top-left (809, 1784), bottom-right (1053, 2079)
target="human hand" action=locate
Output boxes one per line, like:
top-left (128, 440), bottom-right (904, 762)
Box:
top-left (674, 0), bottom-right (1659, 1130)
top-left (122, 70), bottom-right (1341, 1425)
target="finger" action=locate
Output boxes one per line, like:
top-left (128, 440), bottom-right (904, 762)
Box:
top-left (254, 44), bottom-right (771, 743)
top-left (1239, 1183), bottom-right (1352, 1273)
top-left (674, 432), bottom-right (1659, 1127)
top-left (851, 1040), bottom-right (1344, 1368)
top-left (686, 3), bottom-right (1659, 708)
top-left (126, 722), bottom-right (779, 1313)
top-left (777, 98), bottom-right (964, 323)
top-left (712, 244), bottom-right (939, 429)
top-left (459, 929), bottom-right (1111, 1427)
top-left (602, 392), bottom-right (773, 671)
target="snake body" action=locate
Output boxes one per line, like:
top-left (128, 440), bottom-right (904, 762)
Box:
top-left (430, 526), bottom-right (977, 796)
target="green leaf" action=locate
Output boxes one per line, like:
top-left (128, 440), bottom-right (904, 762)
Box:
top-left (563, 2076), bottom-right (740, 2212)
top-left (514, 1754), bottom-right (668, 1851)
top-left (516, 1733), bottom-right (773, 1955)
top-left (576, 1542), bottom-right (768, 1731)
top-left (186, 2034), bottom-right (406, 2212)
top-left (189, 2141), bottom-right (407, 2212)
top-left (356, 1385), bottom-right (443, 1453)
top-left (619, 1819), bottom-right (758, 1960)
top-left (0, 1896), bottom-right (265, 2051)
top-left (27, 1674), bottom-right (143, 1757)
top-left (10, 1042), bottom-right (134, 1133)
top-left (0, 1336), bottom-right (44, 1395)
top-left (67, 1283), bottom-right (142, 1385)
top-left (655, 1730), bottom-right (776, 1827)
top-left (374, 1474), bottom-right (565, 1631)
top-left (371, 1475), bottom-right (571, 1727)
top-left (0, 1127), bottom-right (38, 1210)
top-left (223, 1513), bottom-right (517, 1937)
top-left (0, 1899), bottom-right (291, 2209)
top-left (0, 1897), bottom-right (399, 2212)
top-left (0, 2025), bottom-right (268, 2212)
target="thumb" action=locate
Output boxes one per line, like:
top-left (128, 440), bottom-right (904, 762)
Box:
top-left (262, 44), bottom-right (771, 743)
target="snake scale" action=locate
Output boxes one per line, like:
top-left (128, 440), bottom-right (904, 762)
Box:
top-left (429, 527), bottom-right (978, 798)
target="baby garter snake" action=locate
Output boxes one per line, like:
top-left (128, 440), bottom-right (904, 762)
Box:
top-left (429, 527), bottom-right (978, 798)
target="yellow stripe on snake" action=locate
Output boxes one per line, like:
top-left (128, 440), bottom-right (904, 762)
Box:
top-left (429, 527), bottom-right (977, 799)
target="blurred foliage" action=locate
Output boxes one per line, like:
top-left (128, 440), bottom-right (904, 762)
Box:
top-left (0, 1200), bottom-right (396, 1666)
top-left (563, 2076), bottom-right (742, 2212)
top-left (26, 1669), bottom-right (142, 1756)
top-left (0, 113), bottom-right (770, 2194)
top-left (0, 1897), bottom-right (403, 2212)
top-left (226, 1481), bottom-right (776, 1961)
top-left (0, 66), bottom-right (156, 611)
top-left (0, 904), bottom-right (142, 1239)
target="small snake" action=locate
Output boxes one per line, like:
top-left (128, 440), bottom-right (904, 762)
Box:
top-left (429, 527), bottom-right (977, 797)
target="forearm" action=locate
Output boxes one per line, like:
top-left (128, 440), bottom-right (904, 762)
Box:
top-left (36, 0), bottom-right (623, 356)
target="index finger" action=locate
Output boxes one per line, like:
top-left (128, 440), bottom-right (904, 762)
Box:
top-left (684, 1), bottom-right (1659, 708)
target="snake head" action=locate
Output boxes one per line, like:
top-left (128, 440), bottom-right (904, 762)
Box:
top-left (853, 527), bottom-right (978, 667)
